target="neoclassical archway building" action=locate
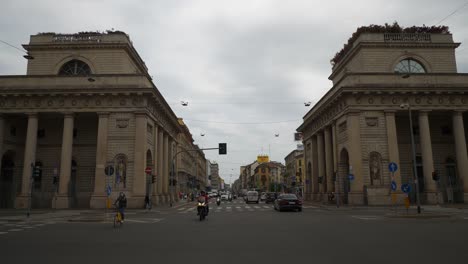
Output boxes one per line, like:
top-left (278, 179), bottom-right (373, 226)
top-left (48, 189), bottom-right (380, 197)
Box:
top-left (0, 32), bottom-right (183, 208)
top-left (298, 26), bottom-right (468, 205)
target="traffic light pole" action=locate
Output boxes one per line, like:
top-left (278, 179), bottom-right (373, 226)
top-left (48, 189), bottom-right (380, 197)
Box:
top-left (170, 147), bottom-right (222, 207)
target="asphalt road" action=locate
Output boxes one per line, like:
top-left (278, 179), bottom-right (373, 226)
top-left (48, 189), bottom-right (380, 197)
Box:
top-left (1, 199), bottom-right (468, 264)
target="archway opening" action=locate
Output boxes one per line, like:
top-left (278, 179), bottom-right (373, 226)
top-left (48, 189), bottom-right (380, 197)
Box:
top-left (338, 148), bottom-right (350, 204)
top-left (0, 151), bottom-right (16, 208)
top-left (146, 150), bottom-right (153, 198)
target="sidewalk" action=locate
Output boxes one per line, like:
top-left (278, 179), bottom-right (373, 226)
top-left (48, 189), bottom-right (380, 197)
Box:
top-left (303, 200), bottom-right (468, 216)
top-left (0, 200), bottom-right (192, 223)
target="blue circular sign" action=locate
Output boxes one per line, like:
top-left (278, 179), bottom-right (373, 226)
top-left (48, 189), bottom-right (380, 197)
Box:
top-left (348, 174), bottom-right (354, 181)
top-left (391, 181), bottom-right (397, 191)
top-left (388, 162), bottom-right (398, 173)
top-left (401, 183), bottom-right (412, 194)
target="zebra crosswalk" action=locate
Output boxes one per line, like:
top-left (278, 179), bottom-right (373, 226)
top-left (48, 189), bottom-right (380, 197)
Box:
top-left (176, 203), bottom-right (319, 214)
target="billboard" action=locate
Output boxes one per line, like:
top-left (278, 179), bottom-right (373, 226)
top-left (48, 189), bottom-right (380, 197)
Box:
top-left (257, 155), bottom-right (269, 163)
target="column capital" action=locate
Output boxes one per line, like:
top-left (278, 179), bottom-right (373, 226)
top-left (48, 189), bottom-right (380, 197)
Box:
top-left (25, 112), bottom-right (38, 118)
top-left (97, 112), bottom-right (110, 117)
top-left (61, 112), bottom-right (74, 118)
top-left (419, 110), bottom-right (432, 114)
top-left (453, 110), bottom-right (466, 115)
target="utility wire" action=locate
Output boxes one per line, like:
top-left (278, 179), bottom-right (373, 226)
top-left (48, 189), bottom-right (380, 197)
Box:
top-left (0, 39), bottom-right (27, 54)
top-left (435, 1), bottom-right (468, 25)
top-left (183, 118), bottom-right (302, 125)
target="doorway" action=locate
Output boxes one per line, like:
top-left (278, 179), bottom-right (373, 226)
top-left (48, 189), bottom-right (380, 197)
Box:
top-left (338, 149), bottom-right (350, 204)
top-left (0, 151), bottom-right (16, 208)
top-left (443, 157), bottom-right (463, 203)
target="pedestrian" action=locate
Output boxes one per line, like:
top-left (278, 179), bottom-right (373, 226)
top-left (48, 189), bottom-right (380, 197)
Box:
top-left (144, 195), bottom-right (152, 210)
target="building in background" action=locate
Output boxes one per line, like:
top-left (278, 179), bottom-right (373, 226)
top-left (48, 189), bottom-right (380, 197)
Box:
top-left (298, 24), bottom-right (468, 205)
top-left (210, 162), bottom-right (221, 190)
top-left (284, 147), bottom-right (305, 196)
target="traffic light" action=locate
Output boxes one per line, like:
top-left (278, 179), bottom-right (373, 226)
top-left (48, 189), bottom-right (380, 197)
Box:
top-left (219, 143), bottom-right (227, 155)
top-left (152, 175), bottom-right (156, 184)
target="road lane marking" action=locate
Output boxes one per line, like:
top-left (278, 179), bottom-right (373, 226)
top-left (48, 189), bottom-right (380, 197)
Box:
top-left (351, 215), bottom-right (379, 220)
top-left (254, 206), bottom-right (260, 209)
top-left (262, 206), bottom-right (269, 209)
top-left (178, 208), bottom-right (186, 211)
top-left (236, 206), bottom-right (241, 209)
top-left (23, 226), bottom-right (34, 229)
top-left (0, 232), bottom-right (8, 235)
top-left (226, 207), bottom-right (231, 209)
top-left (8, 229), bottom-right (22, 232)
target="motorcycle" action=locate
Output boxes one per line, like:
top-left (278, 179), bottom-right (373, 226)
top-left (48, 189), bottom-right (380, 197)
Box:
top-left (216, 197), bottom-right (221, 206)
top-left (197, 201), bottom-right (208, 221)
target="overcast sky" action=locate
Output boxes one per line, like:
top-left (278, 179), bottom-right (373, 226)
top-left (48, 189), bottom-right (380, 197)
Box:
top-left (1, 0), bottom-right (468, 184)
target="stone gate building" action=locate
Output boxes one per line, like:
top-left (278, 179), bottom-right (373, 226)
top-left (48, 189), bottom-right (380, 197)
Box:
top-left (298, 26), bottom-right (468, 205)
top-left (0, 32), bottom-right (184, 209)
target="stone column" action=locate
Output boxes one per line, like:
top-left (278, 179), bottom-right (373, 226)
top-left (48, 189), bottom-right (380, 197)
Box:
top-left (157, 130), bottom-right (164, 203)
top-left (347, 112), bottom-right (363, 204)
top-left (163, 133), bottom-right (169, 199)
top-left (311, 135), bottom-right (319, 200)
top-left (303, 139), bottom-right (310, 199)
top-left (452, 111), bottom-right (468, 202)
top-left (332, 122), bottom-right (338, 193)
top-left (418, 110), bottom-right (438, 203)
top-left (317, 131), bottom-right (326, 200)
top-left (325, 126), bottom-right (334, 197)
top-left (152, 125), bottom-right (159, 204)
top-left (55, 113), bottom-right (74, 208)
top-left (90, 112), bottom-right (109, 208)
top-left (16, 113), bottom-right (38, 208)
top-left (385, 111), bottom-right (404, 204)
top-left (132, 113), bottom-right (147, 207)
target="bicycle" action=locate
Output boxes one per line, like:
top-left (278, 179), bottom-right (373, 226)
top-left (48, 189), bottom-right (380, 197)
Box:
top-left (113, 205), bottom-right (124, 228)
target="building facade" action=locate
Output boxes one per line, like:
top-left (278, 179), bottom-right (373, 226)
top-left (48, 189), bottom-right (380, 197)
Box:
top-left (298, 25), bottom-right (468, 205)
top-left (0, 32), bottom-right (196, 209)
top-left (284, 149), bottom-right (305, 193)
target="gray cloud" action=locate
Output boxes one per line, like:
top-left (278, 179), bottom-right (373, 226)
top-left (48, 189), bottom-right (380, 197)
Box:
top-left (1, 0), bottom-right (468, 183)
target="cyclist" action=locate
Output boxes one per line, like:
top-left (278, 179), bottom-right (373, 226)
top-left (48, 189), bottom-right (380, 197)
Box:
top-left (114, 192), bottom-right (127, 222)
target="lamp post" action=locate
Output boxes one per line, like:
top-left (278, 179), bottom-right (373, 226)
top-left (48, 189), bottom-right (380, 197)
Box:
top-left (400, 103), bottom-right (422, 214)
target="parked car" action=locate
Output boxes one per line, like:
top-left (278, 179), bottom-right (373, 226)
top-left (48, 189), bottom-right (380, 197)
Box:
top-left (260, 192), bottom-right (267, 201)
top-left (274, 194), bottom-right (302, 212)
top-left (265, 192), bottom-right (277, 203)
top-left (245, 191), bottom-right (259, 204)
top-left (221, 194), bottom-right (229, 200)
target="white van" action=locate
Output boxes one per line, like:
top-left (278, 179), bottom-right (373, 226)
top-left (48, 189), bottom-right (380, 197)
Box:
top-left (245, 191), bottom-right (259, 204)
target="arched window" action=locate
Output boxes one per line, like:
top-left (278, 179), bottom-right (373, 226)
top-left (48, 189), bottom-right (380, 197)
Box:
top-left (58, 60), bottom-right (91, 76)
top-left (394, 59), bottom-right (426, 73)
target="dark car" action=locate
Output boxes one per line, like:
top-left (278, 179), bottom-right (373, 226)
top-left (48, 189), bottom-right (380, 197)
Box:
top-left (274, 194), bottom-right (302, 212)
top-left (265, 192), bottom-right (277, 203)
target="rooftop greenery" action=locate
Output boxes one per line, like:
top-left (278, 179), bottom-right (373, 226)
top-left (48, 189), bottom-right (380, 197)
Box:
top-left (331, 22), bottom-right (450, 66)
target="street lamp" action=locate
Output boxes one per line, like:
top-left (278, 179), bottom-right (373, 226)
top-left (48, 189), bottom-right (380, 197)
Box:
top-left (400, 103), bottom-right (422, 214)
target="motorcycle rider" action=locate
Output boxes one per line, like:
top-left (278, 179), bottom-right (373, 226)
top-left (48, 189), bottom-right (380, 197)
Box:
top-left (197, 191), bottom-right (210, 216)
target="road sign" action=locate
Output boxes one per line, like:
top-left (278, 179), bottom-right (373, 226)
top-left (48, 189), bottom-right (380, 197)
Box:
top-left (388, 162), bottom-right (398, 173)
top-left (401, 183), bottom-right (412, 194)
top-left (106, 185), bottom-right (112, 196)
top-left (105, 165), bottom-right (114, 176)
top-left (391, 181), bottom-right (397, 191)
top-left (145, 167), bottom-right (152, 174)
top-left (348, 174), bottom-right (354, 181)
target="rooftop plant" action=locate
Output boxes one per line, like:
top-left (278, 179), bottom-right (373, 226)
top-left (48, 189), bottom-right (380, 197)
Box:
top-left (330, 22), bottom-right (450, 66)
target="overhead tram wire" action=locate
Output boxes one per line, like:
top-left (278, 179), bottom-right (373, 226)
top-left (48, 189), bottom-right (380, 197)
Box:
top-left (0, 39), bottom-right (26, 53)
top-left (435, 1), bottom-right (468, 25)
top-left (183, 118), bottom-right (302, 125)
